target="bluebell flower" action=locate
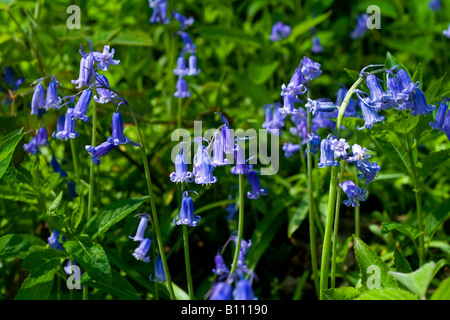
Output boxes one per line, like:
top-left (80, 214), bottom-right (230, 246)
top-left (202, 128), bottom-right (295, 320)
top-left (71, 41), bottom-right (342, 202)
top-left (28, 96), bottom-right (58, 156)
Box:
top-left (23, 126), bottom-right (48, 155)
top-left (209, 281), bottom-right (233, 300)
top-left (66, 89), bottom-right (92, 122)
top-left (64, 259), bottom-right (79, 275)
top-left (289, 109), bottom-right (308, 144)
top-left (94, 74), bottom-right (117, 104)
top-left (173, 191), bottom-right (201, 227)
top-left (85, 141), bottom-right (117, 165)
top-left (247, 170), bottom-right (268, 200)
top-left (173, 56), bottom-right (188, 76)
top-left (72, 51), bottom-right (95, 89)
top-left (350, 14), bottom-right (368, 40)
top-left (444, 109), bottom-right (450, 141)
top-left (410, 89), bottom-right (435, 117)
top-left (31, 82), bottom-right (45, 115)
top-left (311, 36), bottom-right (323, 54)
top-left (430, 102), bottom-right (448, 131)
top-left (3, 67), bottom-right (25, 91)
top-left (282, 143), bottom-right (300, 158)
top-left (230, 236), bottom-right (251, 270)
top-left (129, 213), bottom-right (150, 242)
top-left (305, 98), bottom-right (337, 116)
top-left (340, 180), bottom-right (367, 207)
top-left (187, 54), bottom-right (201, 76)
top-left (280, 68), bottom-right (306, 115)
top-left (107, 111), bottom-right (141, 147)
top-left (307, 134), bottom-right (321, 156)
top-left (178, 31), bottom-right (197, 54)
top-left (443, 24), bottom-right (450, 38)
top-left (233, 278), bottom-right (256, 300)
top-left (212, 131), bottom-right (229, 167)
top-left (92, 45), bottom-right (120, 71)
top-left (347, 144), bottom-right (371, 165)
top-left (300, 56), bottom-right (322, 81)
top-left (386, 72), bottom-right (409, 110)
top-left (45, 76), bottom-right (61, 110)
top-left (193, 145), bottom-right (217, 185)
top-left (428, 0), bottom-right (442, 11)
top-left (397, 69), bottom-right (420, 97)
top-left (361, 74), bottom-right (394, 111)
top-left (132, 238), bottom-right (152, 263)
top-left (213, 253), bottom-right (230, 276)
top-left (318, 136), bottom-right (339, 168)
top-left (50, 156), bottom-right (68, 178)
top-left (173, 11), bottom-right (194, 30)
top-left (221, 125), bottom-right (235, 155)
top-left (57, 113), bottom-right (80, 141)
top-left (48, 230), bottom-right (65, 251)
top-left (330, 138), bottom-right (350, 158)
top-left (231, 143), bottom-right (252, 175)
top-left (354, 159), bottom-right (381, 184)
top-left (356, 99), bottom-right (385, 130)
top-left (149, 257), bottom-right (166, 283)
top-left (170, 148), bottom-right (194, 183)
top-left (262, 103), bottom-right (286, 135)
top-left (149, 0), bottom-right (169, 24)
top-left (174, 76), bottom-right (191, 98)
top-left (269, 21), bottom-right (291, 41)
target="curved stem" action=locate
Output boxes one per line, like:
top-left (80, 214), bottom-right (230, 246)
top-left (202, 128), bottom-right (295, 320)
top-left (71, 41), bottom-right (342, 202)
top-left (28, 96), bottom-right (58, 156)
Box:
top-left (320, 77), bottom-right (364, 300)
top-left (127, 104), bottom-right (176, 300)
top-left (229, 173), bottom-right (245, 277)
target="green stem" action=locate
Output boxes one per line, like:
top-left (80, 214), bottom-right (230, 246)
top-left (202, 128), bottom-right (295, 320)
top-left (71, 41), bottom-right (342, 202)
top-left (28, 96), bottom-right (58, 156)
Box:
top-left (331, 162), bottom-right (346, 289)
top-left (306, 99), bottom-right (319, 298)
top-left (183, 224), bottom-right (194, 300)
top-left (320, 77), bottom-right (364, 300)
top-left (87, 100), bottom-right (97, 222)
top-left (405, 133), bottom-right (425, 266)
top-left (127, 104), bottom-right (176, 300)
top-left (70, 139), bottom-right (80, 188)
top-left (354, 133), bottom-right (360, 238)
top-left (229, 173), bottom-right (245, 277)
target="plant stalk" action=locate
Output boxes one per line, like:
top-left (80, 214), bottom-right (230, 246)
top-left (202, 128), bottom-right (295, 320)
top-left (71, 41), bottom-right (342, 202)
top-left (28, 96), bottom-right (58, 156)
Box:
top-left (229, 173), bottom-right (245, 277)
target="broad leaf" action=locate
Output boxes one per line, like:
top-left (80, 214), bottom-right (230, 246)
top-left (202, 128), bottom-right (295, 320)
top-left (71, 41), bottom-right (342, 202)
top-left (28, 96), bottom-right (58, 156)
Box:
top-left (287, 193), bottom-right (309, 238)
top-left (356, 288), bottom-right (418, 300)
top-left (430, 276), bottom-right (450, 300)
top-left (393, 249), bottom-right (413, 273)
top-left (388, 261), bottom-right (436, 299)
top-left (0, 234), bottom-right (46, 259)
top-left (381, 222), bottom-right (423, 241)
top-left (322, 287), bottom-right (362, 300)
top-left (425, 198), bottom-right (450, 239)
top-left (0, 128), bottom-right (24, 181)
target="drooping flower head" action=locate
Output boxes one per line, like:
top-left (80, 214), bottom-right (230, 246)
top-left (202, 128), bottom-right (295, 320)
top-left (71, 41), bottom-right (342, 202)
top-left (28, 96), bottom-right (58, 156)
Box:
top-left (187, 54), bottom-right (201, 76)
top-left (307, 133), bottom-right (321, 156)
top-left (132, 238), bottom-right (152, 263)
top-left (347, 144), bottom-right (371, 165)
top-left (233, 278), bottom-right (256, 300)
top-left (356, 99), bottom-right (385, 130)
top-left (174, 76), bottom-right (191, 98)
top-left (23, 126), bottom-right (48, 155)
top-left (231, 142), bottom-right (252, 175)
top-left (31, 81), bottom-right (45, 115)
top-left (193, 144), bottom-right (217, 185)
top-left (311, 36), bottom-right (323, 54)
top-left (350, 14), bottom-right (368, 40)
top-left (129, 213), bottom-right (150, 242)
top-left (66, 89), bottom-right (92, 122)
top-left (262, 103), bottom-right (286, 135)
top-left (247, 170), bottom-right (268, 200)
top-left (173, 191), bottom-right (201, 227)
top-left (94, 73), bottom-right (118, 104)
top-left (318, 136), bottom-right (340, 168)
top-left (53, 114), bottom-right (79, 141)
top-left (170, 147), bottom-right (194, 183)
top-left (149, 257), bottom-right (166, 283)
top-left (282, 143), bottom-right (301, 158)
top-left (354, 159), bottom-right (381, 184)
top-left (300, 56), bottom-right (322, 81)
top-left (305, 98), bottom-right (337, 116)
top-left (107, 111), bottom-right (141, 147)
top-left (410, 89), bottom-right (435, 117)
top-left (48, 229), bottom-right (65, 251)
top-left (173, 11), bottom-right (194, 30)
top-left (149, 0), bottom-right (170, 24)
top-left (85, 141), bottom-right (117, 165)
top-left (50, 156), bottom-right (68, 178)
top-left (208, 281), bottom-right (233, 300)
top-left (45, 76), bottom-right (62, 110)
top-left (173, 56), bottom-right (188, 76)
top-left (212, 130), bottom-right (229, 167)
top-left (430, 102), bottom-right (449, 131)
top-left (340, 180), bottom-right (367, 207)
top-left (178, 31), bottom-right (197, 55)
top-left (213, 253), bottom-right (230, 277)
top-left (72, 45), bottom-right (95, 89)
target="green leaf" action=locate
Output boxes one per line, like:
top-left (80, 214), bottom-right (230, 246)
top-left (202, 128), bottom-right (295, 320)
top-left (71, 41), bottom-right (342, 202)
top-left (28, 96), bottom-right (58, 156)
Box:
top-left (22, 247), bottom-right (68, 278)
top-left (86, 197), bottom-right (147, 238)
top-left (356, 288), bottom-right (418, 300)
top-left (288, 11), bottom-right (332, 40)
top-left (0, 234), bottom-right (46, 259)
top-left (64, 235), bottom-right (112, 282)
top-left (322, 287), bottom-right (362, 300)
top-left (81, 269), bottom-right (141, 300)
top-left (417, 149), bottom-right (450, 178)
top-left (430, 276), bottom-right (450, 300)
top-left (46, 191), bottom-right (67, 232)
top-left (71, 195), bottom-right (86, 233)
top-left (386, 112), bottom-right (420, 135)
top-left (111, 30), bottom-right (152, 47)
top-left (0, 186), bottom-right (37, 204)
top-left (425, 198), bottom-right (450, 239)
top-left (385, 52), bottom-right (409, 74)
top-left (15, 268), bottom-right (56, 300)
top-left (424, 73), bottom-right (447, 104)
top-left (248, 60), bottom-right (279, 85)
top-left (411, 63), bottom-right (422, 85)
top-left (388, 261), bottom-right (436, 299)
top-left (287, 193), bottom-right (309, 238)
top-left (381, 222), bottom-right (423, 241)
top-left (0, 128), bottom-right (24, 181)
top-left (393, 249), bottom-right (413, 273)
top-left (197, 26), bottom-right (262, 46)
top-left (353, 236), bottom-right (398, 290)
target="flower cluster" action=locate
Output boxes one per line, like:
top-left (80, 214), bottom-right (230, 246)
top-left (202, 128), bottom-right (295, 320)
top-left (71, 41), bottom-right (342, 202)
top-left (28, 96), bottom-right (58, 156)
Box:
top-left (208, 235), bottom-right (257, 300)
